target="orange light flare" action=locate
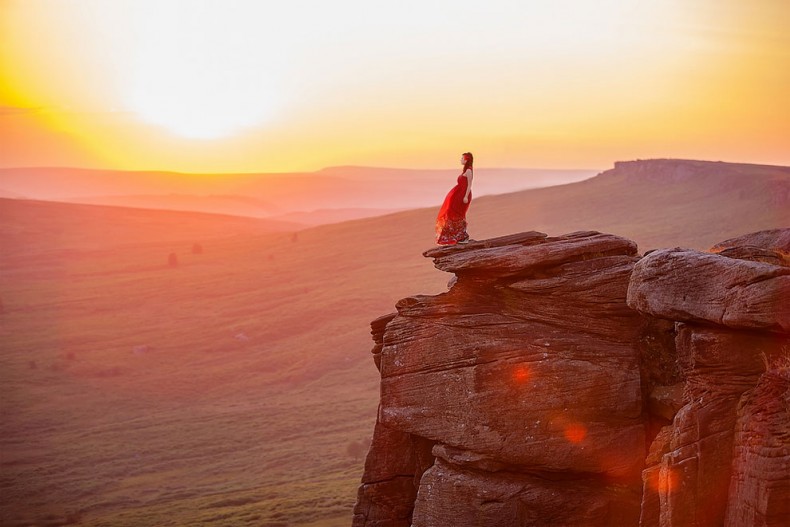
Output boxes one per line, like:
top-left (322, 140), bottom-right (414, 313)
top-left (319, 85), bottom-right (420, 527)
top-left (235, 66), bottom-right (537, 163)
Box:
top-left (563, 423), bottom-right (588, 444)
top-left (512, 364), bottom-right (532, 384)
top-left (657, 465), bottom-right (681, 496)
top-left (644, 464), bottom-right (681, 496)
top-left (549, 414), bottom-right (589, 446)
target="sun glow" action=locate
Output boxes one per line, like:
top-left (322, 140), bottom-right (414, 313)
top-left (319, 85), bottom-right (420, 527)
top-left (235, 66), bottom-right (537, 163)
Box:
top-left (1, 0), bottom-right (788, 170)
top-left (123, 2), bottom-right (281, 139)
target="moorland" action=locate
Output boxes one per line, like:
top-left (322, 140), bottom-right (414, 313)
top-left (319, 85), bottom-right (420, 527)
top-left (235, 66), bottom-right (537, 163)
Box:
top-left (1, 159), bottom-right (787, 526)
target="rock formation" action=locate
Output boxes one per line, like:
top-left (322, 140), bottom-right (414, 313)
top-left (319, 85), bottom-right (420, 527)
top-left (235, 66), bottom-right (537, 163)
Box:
top-left (628, 234), bottom-right (789, 527)
top-left (353, 229), bottom-right (789, 527)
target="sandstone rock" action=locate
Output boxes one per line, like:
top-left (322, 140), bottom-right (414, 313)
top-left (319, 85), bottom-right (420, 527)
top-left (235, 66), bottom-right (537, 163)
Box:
top-left (710, 228), bottom-right (790, 254)
top-left (356, 231), bottom-right (653, 526)
top-left (423, 230), bottom-right (548, 259)
top-left (627, 248), bottom-right (790, 333)
top-left (637, 317), bottom-right (682, 407)
top-left (710, 228), bottom-right (790, 267)
top-left (646, 426), bottom-right (675, 467)
top-left (352, 420), bottom-right (434, 527)
top-left (370, 312), bottom-right (396, 372)
top-left (425, 231), bottom-right (637, 278)
top-left (633, 230), bottom-right (790, 527)
top-left (640, 464), bottom-right (662, 527)
top-left (641, 426), bottom-right (675, 527)
top-left (715, 246), bottom-right (789, 267)
top-left (642, 325), bottom-right (788, 527)
top-left (412, 457), bottom-right (641, 527)
top-left (356, 228), bottom-right (790, 527)
top-left (648, 383), bottom-right (685, 422)
top-left (725, 366), bottom-right (790, 527)
top-left (431, 443), bottom-right (508, 473)
top-left (379, 252), bottom-right (647, 480)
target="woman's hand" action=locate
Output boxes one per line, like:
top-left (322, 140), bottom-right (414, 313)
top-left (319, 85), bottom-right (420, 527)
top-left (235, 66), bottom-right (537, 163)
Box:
top-left (463, 197), bottom-right (469, 204)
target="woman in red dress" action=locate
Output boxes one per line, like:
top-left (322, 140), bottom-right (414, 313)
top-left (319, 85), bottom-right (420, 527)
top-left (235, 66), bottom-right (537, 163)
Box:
top-left (435, 152), bottom-right (474, 245)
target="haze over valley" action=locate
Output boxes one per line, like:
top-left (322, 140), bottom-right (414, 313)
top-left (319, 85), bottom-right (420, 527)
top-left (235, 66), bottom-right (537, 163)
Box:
top-left (1, 159), bottom-right (787, 526)
top-left (0, 166), bottom-right (596, 227)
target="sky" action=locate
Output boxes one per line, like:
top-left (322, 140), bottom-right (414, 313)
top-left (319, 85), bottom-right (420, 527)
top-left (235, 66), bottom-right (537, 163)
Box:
top-left (1, 0), bottom-right (788, 172)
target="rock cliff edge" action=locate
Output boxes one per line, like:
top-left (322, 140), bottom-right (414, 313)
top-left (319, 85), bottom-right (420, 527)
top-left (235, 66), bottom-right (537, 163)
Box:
top-left (353, 229), bottom-right (789, 527)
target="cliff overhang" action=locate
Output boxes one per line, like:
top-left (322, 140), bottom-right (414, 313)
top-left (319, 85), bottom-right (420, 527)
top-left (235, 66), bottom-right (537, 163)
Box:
top-left (353, 228), bottom-right (789, 527)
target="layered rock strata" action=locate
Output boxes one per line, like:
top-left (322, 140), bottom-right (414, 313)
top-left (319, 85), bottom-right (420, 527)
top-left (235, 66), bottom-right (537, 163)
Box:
top-left (628, 238), bottom-right (789, 527)
top-left (354, 228), bottom-right (789, 527)
top-left (353, 231), bottom-right (658, 526)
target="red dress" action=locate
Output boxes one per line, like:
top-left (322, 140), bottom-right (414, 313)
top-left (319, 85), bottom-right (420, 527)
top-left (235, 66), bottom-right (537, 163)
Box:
top-left (435, 171), bottom-right (472, 245)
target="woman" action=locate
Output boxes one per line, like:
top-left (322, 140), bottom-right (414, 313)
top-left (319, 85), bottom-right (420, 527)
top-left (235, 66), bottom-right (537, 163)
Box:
top-left (435, 152), bottom-right (473, 245)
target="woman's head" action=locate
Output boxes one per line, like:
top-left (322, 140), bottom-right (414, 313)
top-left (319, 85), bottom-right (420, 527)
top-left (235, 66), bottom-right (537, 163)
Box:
top-left (461, 152), bottom-right (473, 170)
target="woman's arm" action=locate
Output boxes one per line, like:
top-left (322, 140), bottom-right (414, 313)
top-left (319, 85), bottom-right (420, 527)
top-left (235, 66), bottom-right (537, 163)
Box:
top-left (463, 170), bottom-right (473, 203)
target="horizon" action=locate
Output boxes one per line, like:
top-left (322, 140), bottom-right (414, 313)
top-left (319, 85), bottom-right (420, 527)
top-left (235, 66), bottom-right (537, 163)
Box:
top-left (2, 1), bottom-right (789, 173)
top-left (2, 156), bottom-right (789, 176)
top-left (2, 158), bottom-right (786, 226)
top-left (0, 163), bottom-right (604, 174)
top-left (0, 163), bottom-right (603, 210)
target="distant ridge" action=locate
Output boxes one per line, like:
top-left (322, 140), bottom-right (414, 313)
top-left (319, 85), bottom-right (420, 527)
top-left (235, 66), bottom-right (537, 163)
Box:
top-left (0, 165), bottom-right (597, 224)
top-left (3, 158), bottom-right (787, 253)
top-left (457, 158), bottom-right (790, 250)
top-left (608, 158), bottom-right (790, 181)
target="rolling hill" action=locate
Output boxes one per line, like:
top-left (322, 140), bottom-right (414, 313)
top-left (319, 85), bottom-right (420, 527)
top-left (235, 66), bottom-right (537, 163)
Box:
top-left (0, 159), bottom-right (787, 526)
top-left (0, 198), bottom-right (301, 259)
top-left (0, 166), bottom-right (596, 222)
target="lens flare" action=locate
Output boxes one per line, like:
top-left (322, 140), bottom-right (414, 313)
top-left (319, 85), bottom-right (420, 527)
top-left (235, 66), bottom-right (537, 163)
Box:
top-left (658, 465), bottom-right (681, 495)
top-left (563, 423), bottom-right (588, 444)
top-left (512, 365), bottom-right (531, 383)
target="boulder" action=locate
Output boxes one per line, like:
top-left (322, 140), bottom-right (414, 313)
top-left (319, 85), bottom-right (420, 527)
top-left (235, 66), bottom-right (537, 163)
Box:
top-left (627, 248), bottom-right (790, 333)
top-left (714, 246), bottom-right (789, 267)
top-left (425, 231), bottom-right (637, 278)
top-left (630, 230), bottom-right (790, 527)
top-left (710, 228), bottom-right (790, 254)
top-left (710, 227), bottom-right (790, 267)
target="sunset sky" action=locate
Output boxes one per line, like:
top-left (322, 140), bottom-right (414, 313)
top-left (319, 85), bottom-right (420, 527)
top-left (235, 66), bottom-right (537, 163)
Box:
top-left (1, 0), bottom-right (788, 172)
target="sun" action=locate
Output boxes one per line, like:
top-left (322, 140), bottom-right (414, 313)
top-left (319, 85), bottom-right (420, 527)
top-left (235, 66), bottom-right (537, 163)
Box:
top-left (127, 61), bottom-right (276, 140)
top-left (123, 1), bottom-right (281, 139)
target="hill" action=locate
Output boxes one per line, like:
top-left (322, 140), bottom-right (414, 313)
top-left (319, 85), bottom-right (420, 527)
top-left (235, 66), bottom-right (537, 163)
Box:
top-left (0, 159), bottom-right (787, 526)
top-left (0, 198), bottom-right (302, 259)
top-left (466, 159), bottom-right (789, 250)
top-left (0, 166), bottom-right (596, 223)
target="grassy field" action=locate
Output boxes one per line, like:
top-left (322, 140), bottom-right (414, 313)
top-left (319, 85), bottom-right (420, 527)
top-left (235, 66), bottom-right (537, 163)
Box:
top-left (1, 160), bottom-right (787, 526)
top-left (0, 201), bottom-right (446, 526)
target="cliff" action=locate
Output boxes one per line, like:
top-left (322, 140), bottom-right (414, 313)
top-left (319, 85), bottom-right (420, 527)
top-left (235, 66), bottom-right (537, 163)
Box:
top-left (353, 229), bottom-right (789, 527)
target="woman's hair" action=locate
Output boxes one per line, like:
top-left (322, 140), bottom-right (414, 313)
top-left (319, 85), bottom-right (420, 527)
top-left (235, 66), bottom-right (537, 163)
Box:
top-left (462, 152), bottom-right (474, 171)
